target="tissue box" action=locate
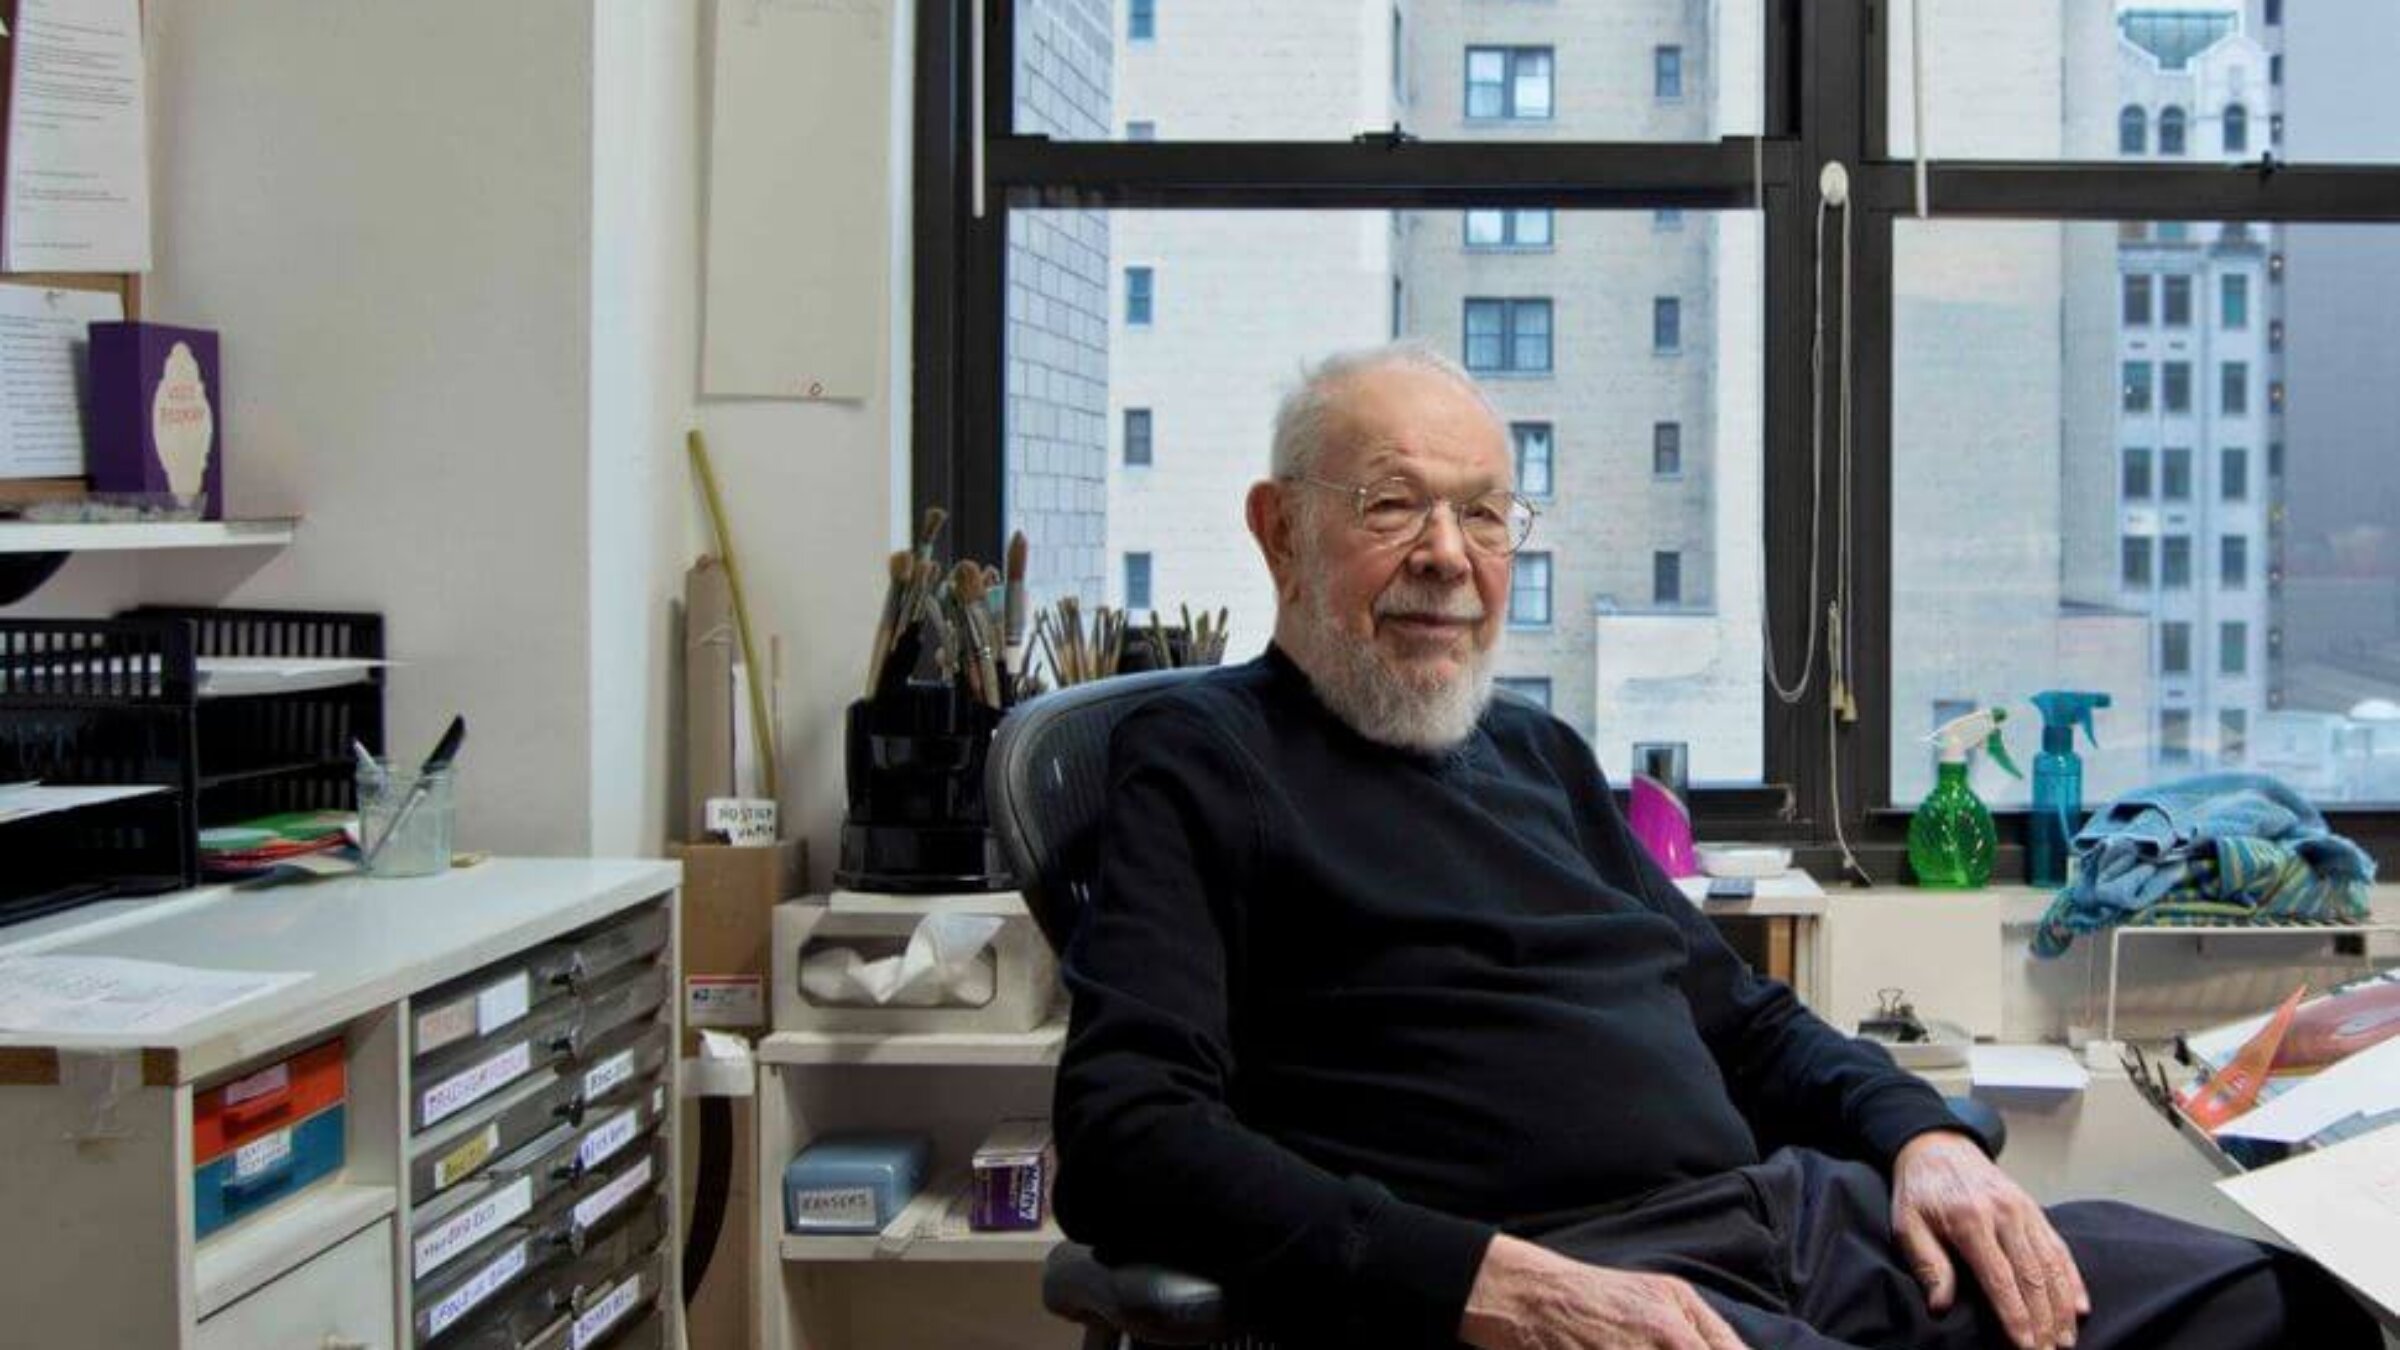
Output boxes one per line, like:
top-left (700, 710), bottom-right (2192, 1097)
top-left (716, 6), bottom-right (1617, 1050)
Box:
top-left (783, 1132), bottom-right (931, 1234)
top-left (969, 1118), bottom-right (1054, 1232)
top-left (88, 322), bottom-right (223, 517)
top-left (770, 895), bottom-right (1059, 1036)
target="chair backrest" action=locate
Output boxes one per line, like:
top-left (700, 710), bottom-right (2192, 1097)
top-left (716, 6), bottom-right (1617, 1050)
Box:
top-left (986, 668), bottom-right (1214, 956)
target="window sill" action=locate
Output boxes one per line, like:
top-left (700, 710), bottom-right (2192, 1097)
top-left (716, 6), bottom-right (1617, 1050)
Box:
top-left (1471, 369), bottom-right (1555, 381)
top-left (1462, 244), bottom-right (1557, 255)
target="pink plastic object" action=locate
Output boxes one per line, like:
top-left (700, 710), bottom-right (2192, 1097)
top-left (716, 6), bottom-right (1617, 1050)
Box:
top-left (1628, 774), bottom-right (1699, 878)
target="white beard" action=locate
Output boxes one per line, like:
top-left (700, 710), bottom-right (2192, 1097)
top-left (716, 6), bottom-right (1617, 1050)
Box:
top-left (1288, 567), bottom-right (1498, 754)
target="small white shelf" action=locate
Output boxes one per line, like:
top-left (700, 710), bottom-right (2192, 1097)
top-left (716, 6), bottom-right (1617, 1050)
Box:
top-left (757, 1018), bottom-right (1067, 1069)
top-left (192, 1181), bottom-right (395, 1318)
top-left (0, 517), bottom-right (297, 554)
top-left (779, 1177), bottom-right (1062, 1264)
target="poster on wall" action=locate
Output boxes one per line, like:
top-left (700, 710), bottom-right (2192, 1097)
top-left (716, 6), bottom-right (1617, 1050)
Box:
top-left (3, 0), bottom-right (152, 273)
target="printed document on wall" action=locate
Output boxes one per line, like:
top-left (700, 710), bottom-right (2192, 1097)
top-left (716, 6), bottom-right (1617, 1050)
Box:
top-left (0, 282), bottom-right (120, 477)
top-left (3, 0), bottom-right (151, 273)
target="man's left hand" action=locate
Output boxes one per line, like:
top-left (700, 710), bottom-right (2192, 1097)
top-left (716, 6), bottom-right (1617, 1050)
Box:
top-left (1890, 1129), bottom-right (2090, 1350)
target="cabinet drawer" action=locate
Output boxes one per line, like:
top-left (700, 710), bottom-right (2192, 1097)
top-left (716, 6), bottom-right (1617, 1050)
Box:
top-left (194, 1105), bottom-right (348, 1240)
top-left (198, 1218), bottom-right (393, 1350)
top-left (195, 1038), bottom-right (347, 1165)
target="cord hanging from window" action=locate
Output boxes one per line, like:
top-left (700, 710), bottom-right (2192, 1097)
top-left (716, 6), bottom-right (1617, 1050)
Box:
top-left (1763, 163), bottom-right (1850, 706)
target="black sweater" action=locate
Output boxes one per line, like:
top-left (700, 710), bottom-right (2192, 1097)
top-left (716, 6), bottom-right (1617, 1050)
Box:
top-left (1052, 647), bottom-right (1961, 1345)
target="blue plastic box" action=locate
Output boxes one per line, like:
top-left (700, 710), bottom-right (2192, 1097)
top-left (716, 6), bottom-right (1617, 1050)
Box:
top-left (783, 1132), bottom-right (931, 1234)
top-left (193, 1104), bottom-right (346, 1238)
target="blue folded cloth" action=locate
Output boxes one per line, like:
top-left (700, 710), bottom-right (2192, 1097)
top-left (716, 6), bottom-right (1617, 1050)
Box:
top-left (2033, 772), bottom-right (2375, 957)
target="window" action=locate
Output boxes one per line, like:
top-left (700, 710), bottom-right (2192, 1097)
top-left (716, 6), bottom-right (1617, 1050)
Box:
top-left (2119, 105), bottom-right (2147, 156)
top-left (2221, 447), bottom-right (2248, 502)
top-left (1123, 408), bottom-right (1153, 467)
top-left (2159, 105), bottom-right (2187, 156)
top-left (2220, 274), bottom-right (2249, 330)
top-left (2224, 103), bottom-right (2248, 155)
top-left (2162, 709), bottom-right (2194, 763)
top-left (2122, 274), bottom-right (2152, 326)
top-left (1510, 551), bottom-right (1553, 626)
top-left (1654, 45), bottom-right (1683, 101)
top-left (1653, 296), bottom-right (1681, 353)
top-left (1124, 552), bottom-right (1153, 611)
top-left (2162, 621), bottom-right (2192, 675)
top-left (2270, 54), bottom-right (2282, 87)
top-left (1126, 120), bottom-right (1157, 141)
top-left (2162, 535), bottom-right (2193, 589)
top-left (2221, 709), bottom-right (2248, 762)
top-left (1466, 46), bottom-right (1553, 121)
top-left (1391, 7), bottom-right (1403, 101)
top-left (1128, 0), bottom-right (1154, 42)
top-left (2221, 535), bottom-right (2248, 590)
top-left (2221, 361), bottom-right (2248, 416)
top-left (2122, 447), bottom-right (2153, 500)
top-left (2162, 275), bottom-right (2192, 327)
top-left (1653, 550), bottom-right (1683, 606)
top-left (2221, 620), bottom-right (2249, 676)
top-left (2122, 536), bottom-right (2154, 589)
top-left (1463, 208), bottom-right (1553, 249)
top-left (1125, 266), bottom-right (1154, 326)
top-left (2265, 0), bottom-right (2281, 24)
top-left (2123, 362), bottom-right (2153, 412)
top-left (2162, 361), bottom-right (2191, 413)
top-left (1512, 422), bottom-right (1554, 498)
top-left (1654, 421), bottom-right (1683, 478)
top-left (1463, 298), bottom-right (1552, 374)
top-left (1654, 208), bottom-right (1684, 230)
top-left (1391, 277), bottom-right (1403, 339)
top-left (1497, 677), bottom-right (1553, 711)
top-left (2162, 447), bottom-right (2192, 501)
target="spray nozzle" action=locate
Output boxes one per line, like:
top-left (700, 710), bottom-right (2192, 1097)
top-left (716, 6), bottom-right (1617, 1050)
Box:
top-left (1928, 707), bottom-right (2022, 778)
top-left (2030, 690), bottom-right (2112, 755)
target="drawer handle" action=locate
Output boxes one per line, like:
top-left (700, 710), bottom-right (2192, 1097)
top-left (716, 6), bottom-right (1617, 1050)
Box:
top-left (222, 1086), bottom-right (294, 1127)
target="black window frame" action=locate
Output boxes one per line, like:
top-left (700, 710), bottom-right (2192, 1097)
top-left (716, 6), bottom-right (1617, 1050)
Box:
top-left (1654, 45), bottom-right (1684, 101)
top-left (1124, 550), bottom-right (1154, 612)
top-left (1653, 549), bottom-right (1684, 607)
top-left (1652, 295), bottom-right (1682, 353)
top-left (1464, 296), bottom-right (1554, 374)
top-left (1123, 407), bottom-right (1154, 468)
top-left (1654, 420), bottom-right (1684, 478)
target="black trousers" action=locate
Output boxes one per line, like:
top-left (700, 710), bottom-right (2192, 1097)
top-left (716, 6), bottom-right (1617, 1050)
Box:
top-left (1509, 1148), bottom-right (2381, 1350)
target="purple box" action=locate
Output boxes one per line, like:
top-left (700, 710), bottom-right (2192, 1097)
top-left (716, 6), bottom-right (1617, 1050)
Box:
top-left (88, 321), bottom-right (223, 518)
top-left (968, 1118), bottom-right (1054, 1232)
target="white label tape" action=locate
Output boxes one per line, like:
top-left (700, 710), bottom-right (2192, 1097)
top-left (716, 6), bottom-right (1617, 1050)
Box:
top-left (577, 1108), bottom-right (640, 1172)
top-left (425, 1238), bottom-right (528, 1339)
top-left (573, 1156), bottom-right (654, 1233)
top-left (702, 796), bottom-right (778, 845)
top-left (231, 1127), bottom-right (292, 1182)
top-left (413, 1175), bottom-right (533, 1277)
top-left (476, 972), bottom-right (533, 1035)
top-left (581, 1048), bottom-right (635, 1102)
top-left (421, 1041), bottom-right (533, 1126)
top-left (222, 1062), bottom-right (289, 1107)
top-left (792, 1186), bottom-right (880, 1230)
top-left (415, 998), bottom-right (476, 1055)
top-left (570, 1272), bottom-right (646, 1349)
top-left (434, 1123), bottom-right (501, 1190)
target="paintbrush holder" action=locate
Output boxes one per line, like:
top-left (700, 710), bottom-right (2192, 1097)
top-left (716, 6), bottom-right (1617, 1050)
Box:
top-left (836, 684), bottom-right (1014, 894)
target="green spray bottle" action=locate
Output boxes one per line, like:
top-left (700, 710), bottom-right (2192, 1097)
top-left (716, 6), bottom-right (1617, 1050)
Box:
top-left (2028, 691), bottom-right (2112, 887)
top-left (1907, 707), bottom-right (2022, 889)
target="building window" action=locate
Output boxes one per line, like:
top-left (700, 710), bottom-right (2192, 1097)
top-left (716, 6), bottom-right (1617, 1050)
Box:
top-left (2223, 103), bottom-right (2248, 154)
top-left (1123, 408), bottom-right (1153, 467)
top-left (1654, 208), bottom-right (1684, 230)
top-left (2266, 0), bottom-right (2281, 24)
top-left (1497, 676), bottom-right (1553, 711)
top-left (1464, 208), bottom-right (1553, 249)
top-left (2122, 536), bottom-right (2154, 589)
top-left (2270, 54), bottom-right (2282, 86)
top-left (1124, 552), bottom-right (1153, 611)
top-left (2122, 273), bottom-right (2152, 325)
top-left (1391, 276), bottom-right (1404, 339)
top-left (2270, 378), bottom-right (2286, 411)
top-left (1125, 266), bottom-right (1154, 326)
top-left (2123, 361), bottom-right (2153, 412)
top-left (2119, 105), bottom-right (2147, 155)
top-left (2162, 709), bottom-right (2194, 763)
top-left (1466, 46), bottom-right (1554, 121)
top-left (2269, 317), bottom-right (2284, 352)
top-left (2162, 447), bottom-right (2192, 500)
top-left (1510, 551), bottom-right (1553, 626)
top-left (2222, 534), bottom-right (2249, 589)
top-left (2162, 361), bottom-right (2192, 413)
top-left (2159, 105), bottom-right (2187, 156)
top-left (2162, 275), bottom-right (2192, 327)
top-left (2220, 274), bottom-right (2249, 330)
top-left (2222, 620), bottom-right (2249, 676)
top-left (1391, 7), bottom-right (1404, 101)
top-left (2221, 708), bottom-right (2248, 762)
top-left (1654, 421), bottom-right (1683, 478)
top-left (2222, 446), bottom-right (2248, 501)
top-left (1654, 45), bottom-right (1683, 100)
top-left (2221, 360), bottom-right (2248, 416)
top-left (1653, 550), bottom-right (1683, 606)
top-left (1512, 422), bottom-right (1554, 498)
top-left (2162, 621), bottom-right (2192, 675)
top-left (1125, 120), bottom-right (1156, 141)
top-left (1464, 298), bottom-right (1553, 374)
top-left (2163, 534), bottom-right (2193, 589)
top-left (1128, 0), bottom-right (1155, 42)
top-left (1652, 296), bottom-right (1682, 353)
top-left (2122, 447), bottom-right (2154, 499)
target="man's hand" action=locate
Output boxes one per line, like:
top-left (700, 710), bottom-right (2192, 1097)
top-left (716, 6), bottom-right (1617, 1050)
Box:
top-left (1891, 1130), bottom-right (2090, 1349)
top-left (1459, 1234), bottom-right (1749, 1350)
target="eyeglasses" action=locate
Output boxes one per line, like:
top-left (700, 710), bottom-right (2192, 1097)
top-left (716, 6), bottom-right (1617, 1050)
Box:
top-left (1287, 474), bottom-right (1540, 557)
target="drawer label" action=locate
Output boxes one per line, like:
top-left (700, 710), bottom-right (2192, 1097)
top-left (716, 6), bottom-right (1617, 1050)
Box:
top-left (792, 1186), bottom-right (879, 1230)
top-left (425, 1237), bottom-right (528, 1339)
top-left (433, 1123), bottom-right (501, 1190)
top-left (581, 1048), bottom-right (635, 1102)
top-left (577, 1108), bottom-right (640, 1172)
top-left (223, 1062), bottom-right (289, 1107)
top-left (415, 998), bottom-right (477, 1055)
top-left (422, 1041), bottom-right (533, 1126)
top-left (573, 1155), bottom-right (654, 1233)
top-left (414, 1175), bottom-right (533, 1277)
top-left (686, 974), bottom-right (765, 1028)
top-left (476, 972), bottom-right (532, 1035)
top-left (570, 1271), bottom-right (646, 1349)
top-left (231, 1127), bottom-right (293, 1182)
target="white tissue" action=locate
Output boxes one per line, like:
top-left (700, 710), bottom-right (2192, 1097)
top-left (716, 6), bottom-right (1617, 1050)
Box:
top-left (799, 914), bottom-right (1005, 1007)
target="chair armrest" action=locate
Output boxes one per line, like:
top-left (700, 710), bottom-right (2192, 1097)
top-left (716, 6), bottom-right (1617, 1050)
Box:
top-left (1042, 1241), bottom-right (1235, 1345)
top-left (1943, 1094), bottom-right (2009, 1159)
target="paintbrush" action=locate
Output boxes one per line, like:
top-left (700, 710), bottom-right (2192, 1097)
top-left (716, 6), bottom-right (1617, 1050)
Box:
top-left (1004, 532), bottom-right (1030, 671)
top-left (865, 548), bottom-right (911, 697)
top-left (955, 562), bottom-right (1003, 709)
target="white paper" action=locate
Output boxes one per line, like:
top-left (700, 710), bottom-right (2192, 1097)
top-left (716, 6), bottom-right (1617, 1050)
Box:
top-left (0, 284), bottom-right (120, 477)
top-left (3, 0), bottom-right (151, 272)
top-left (2214, 1036), bottom-right (2400, 1145)
top-left (195, 657), bottom-right (388, 699)
top-left (799, 914), bottom-right (1005, 1007)
top-left (0, 782), bottom-right (162, 825)
top-left (1969, 1044), bottom-right (2091, 1093)
top-left (1673, 871), bottom-right (1827, 904)
top-left (2218, 1126), bottom-right (2400, 1319)
top-left (0, 954), bottom-right (305, 1036)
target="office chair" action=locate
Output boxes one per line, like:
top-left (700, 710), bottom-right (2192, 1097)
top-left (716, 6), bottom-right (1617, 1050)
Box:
top-left (987, 667), bottom-right (2006, 1350)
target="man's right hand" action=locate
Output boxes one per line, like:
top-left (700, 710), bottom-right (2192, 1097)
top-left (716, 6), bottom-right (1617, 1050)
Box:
top-left (1458, 1234), bottom-right (1751, 1350)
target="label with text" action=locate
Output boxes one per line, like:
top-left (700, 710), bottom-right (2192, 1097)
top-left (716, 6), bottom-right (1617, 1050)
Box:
top-left (702, 796), bottom-right (778, 845)
top-left (415, 998), bottom-right (477, 1054)
top-left (792, 1186), bottom-right (880, 1230)
top-left (421, 1041), bottom-right (533, 1126)
top-left (424, 1238), bottom-right (528, 1339)
top-left (433, 1124), bottom-right (501, 1190)
top-left (413, 1175), bottom-right (532, 1277)
top-left (570, 1271), bottom-right (646, 1349)
top-left (475, 972), bottom-right (533, 1035)
top-left (231, 1127), bottom-right (292, 1182)
top-left (581, 1049), bottom-right (635, 1102)
top-left (577, 1108), bottom-right (640, 1172)
top-left (222, 1062), bottom-right (289, 1107)
top-left (685, 975), bottom-right (765, 1029)
top-left (573, 1156), bottom-right (654, 1234)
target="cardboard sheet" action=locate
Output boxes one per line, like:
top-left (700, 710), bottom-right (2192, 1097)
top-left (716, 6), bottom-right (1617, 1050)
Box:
top-left (2218, 1126), bottom-right (2400, 1320)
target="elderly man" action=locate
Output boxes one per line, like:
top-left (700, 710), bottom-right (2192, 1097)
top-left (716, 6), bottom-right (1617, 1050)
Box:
top-left (1051, 342), bottom-right (2374, 1349)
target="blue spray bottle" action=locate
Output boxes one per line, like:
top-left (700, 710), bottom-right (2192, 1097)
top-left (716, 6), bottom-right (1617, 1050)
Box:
top-left (2027, 691), bottom-right (2111, 888)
